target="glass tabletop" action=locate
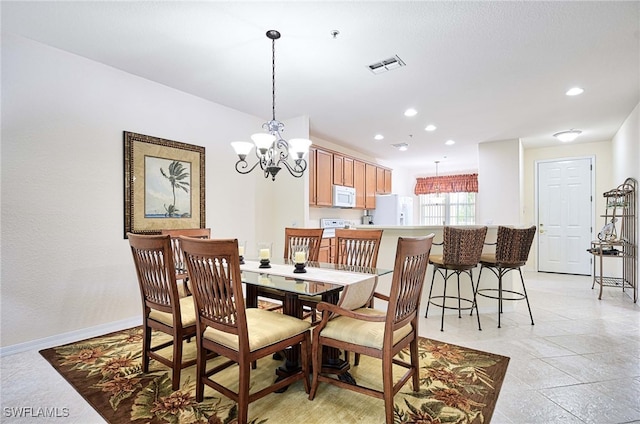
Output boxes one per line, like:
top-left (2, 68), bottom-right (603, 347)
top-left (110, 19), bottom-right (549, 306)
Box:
top-left (240, 258), bottom-right (391, 297)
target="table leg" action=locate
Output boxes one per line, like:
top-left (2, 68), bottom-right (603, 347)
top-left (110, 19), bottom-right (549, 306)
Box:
top-left (274, 293), bottom-right (303, 391)
top-left (319, 291), bottom-right (355, 384)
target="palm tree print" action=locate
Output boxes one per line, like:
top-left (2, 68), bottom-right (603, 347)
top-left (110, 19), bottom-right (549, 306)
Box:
top-left (160, 161), bottom-right (190, 217)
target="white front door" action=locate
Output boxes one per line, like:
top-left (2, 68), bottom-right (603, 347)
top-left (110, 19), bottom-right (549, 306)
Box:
top-left (537, 158), bottom-right (593, 275)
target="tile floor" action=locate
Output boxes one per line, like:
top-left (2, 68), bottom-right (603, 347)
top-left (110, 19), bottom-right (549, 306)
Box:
top-left (1, 272), bottom-right (639, 423)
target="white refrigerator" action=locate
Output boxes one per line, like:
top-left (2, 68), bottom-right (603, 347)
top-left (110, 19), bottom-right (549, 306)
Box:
top-left (372, 194), bottom-right (414, 226)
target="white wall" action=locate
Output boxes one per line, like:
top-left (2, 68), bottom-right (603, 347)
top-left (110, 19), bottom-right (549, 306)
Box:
top-left (477, 139), bottom-right (523, 226)
top-left (611, 102), bottom-right (639, 276)
top-left (612, 103), bottom-right (639, 184)
top-left (0, 34), bottom-right (271, 348)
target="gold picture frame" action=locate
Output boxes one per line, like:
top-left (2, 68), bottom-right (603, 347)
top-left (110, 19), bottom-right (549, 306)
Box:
top-left (124, 131), bottom-right (205, 238)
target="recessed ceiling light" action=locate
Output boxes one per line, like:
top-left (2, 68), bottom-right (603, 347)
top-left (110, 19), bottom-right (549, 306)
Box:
top-left (566, 87), bottom-right (584, 96)
top-left (374, 134), bottom-right (384, 140)
top-left (425, 124), bottom-right (437, 131)
top-left (553, 129), bottom-right (582, 142)
top-left (445, 139), bottom-right (455, 146)
top-left (404, 108), bottom-right (417, 117)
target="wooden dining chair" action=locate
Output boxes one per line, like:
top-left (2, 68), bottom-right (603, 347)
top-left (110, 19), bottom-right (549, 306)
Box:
top-left (309, 235), bottom-right (434, 424)
top-left (127, 233), bottom-right (197, 390)
top-left (331, 228), bottom-right (384, 364)
top-left (161, 228), bottom-right (211, 296)
top-left (475, 225), bottom-right (537, 328)
top-left (180, 237), bottom-right (311, 424)
top-left (256, 227), bottom-right (324, 312)
top-left (424, 226), bottom-right (487, 331)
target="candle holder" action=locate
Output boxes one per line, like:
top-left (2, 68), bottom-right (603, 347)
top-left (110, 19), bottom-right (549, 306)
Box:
top-left (291, 244), bottom-right (309, 273)
top-left (259, 258), bottom-right (271, 268)
top-left (293, 262), bottom-right (306, 273)
top-left (257, 242), bottom-right (272, 268)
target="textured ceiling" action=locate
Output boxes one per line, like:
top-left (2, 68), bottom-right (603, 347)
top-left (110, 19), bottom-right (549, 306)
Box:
top-left (3, 1), bottom-right (639, 175)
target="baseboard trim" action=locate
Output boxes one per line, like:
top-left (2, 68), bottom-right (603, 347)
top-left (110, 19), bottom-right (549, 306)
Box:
top-left (0, 316), bottom-right (141, 357)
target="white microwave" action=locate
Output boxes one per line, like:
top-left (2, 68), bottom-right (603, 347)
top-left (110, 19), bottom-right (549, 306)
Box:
top-left (332, 185), bottom-right (356, 208)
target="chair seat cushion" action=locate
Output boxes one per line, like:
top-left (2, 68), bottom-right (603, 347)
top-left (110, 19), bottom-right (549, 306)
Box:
top-left (319, 308), bottom-right (412, 350)
top-left (149, 296), bottom-right (197, 327)
top-left (204, 308), bottom-right (311, 352)
top-left (429, 254), bottom-right (444, 265)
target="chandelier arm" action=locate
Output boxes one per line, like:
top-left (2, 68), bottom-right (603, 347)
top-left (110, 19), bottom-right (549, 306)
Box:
top-left (235, 158), bottom-right (263, 175)
top-left (277, 156), bottom-right (307, 178)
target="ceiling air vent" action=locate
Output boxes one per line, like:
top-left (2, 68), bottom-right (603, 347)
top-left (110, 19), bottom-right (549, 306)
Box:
top-left (368, 55), bottom-right (406, 74)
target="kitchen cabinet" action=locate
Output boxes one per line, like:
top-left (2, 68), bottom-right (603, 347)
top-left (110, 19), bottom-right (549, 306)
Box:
top-left (319, 238), bottom-right (335, 263)
top-left (308, 147), bottom-right (317, 205)
top-left (354, 160), bottom-right (366, 209)
top-left (365, 163), bottom-right (377, 209)
top-left (333, 154), bottom-right (354, 187)
top-left (309, 145), bottom-right (391, 209)
top-left (312, 148), bottom-right (333, 207)
top-left (375, 166), bottom-right (392, 194)
top-left (384, 168), bottom-right (392, 193)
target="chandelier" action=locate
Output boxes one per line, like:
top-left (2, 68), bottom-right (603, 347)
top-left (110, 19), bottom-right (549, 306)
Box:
top-left (231, 30), bottom-right (312, 181)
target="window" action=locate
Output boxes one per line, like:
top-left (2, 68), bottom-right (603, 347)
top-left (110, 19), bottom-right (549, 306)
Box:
top-left (419, 192), bottom-right (476, 225)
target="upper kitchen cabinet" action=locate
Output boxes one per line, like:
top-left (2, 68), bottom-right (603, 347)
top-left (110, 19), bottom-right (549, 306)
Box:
top-left (376, 166), bottom-right (392, 194)
top-left (333, 154), bottom-right (354, 187)
top-left (310, 147), bottom-right (333, 207)
top-left (354, 160), bottom-right (366, 209)
top-left (365, 163), bottom-right (377, 209)
top-left (384, 168), bottom-right (392, 193)
top-left (309, 145), bottom-right (391, 209)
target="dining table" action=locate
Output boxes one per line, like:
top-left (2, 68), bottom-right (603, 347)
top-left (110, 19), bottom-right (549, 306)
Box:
top-left (240, 258), bottom-right (392, 385)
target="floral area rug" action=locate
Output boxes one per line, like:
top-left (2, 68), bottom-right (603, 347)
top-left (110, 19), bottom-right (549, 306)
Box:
top-left (40, 327), bottom-right (509, 423)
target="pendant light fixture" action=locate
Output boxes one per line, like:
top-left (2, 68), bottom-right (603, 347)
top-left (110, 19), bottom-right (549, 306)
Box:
top-left (433, 160), bottom-right (445, 203)
top-left (231, 30), bottom-right (312, 181)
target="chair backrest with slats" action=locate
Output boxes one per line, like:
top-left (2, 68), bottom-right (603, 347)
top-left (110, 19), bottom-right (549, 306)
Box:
top-left (442, 226), bottom-right (487, 267)
top-left (180, 237), bottom-right (247, 344)
top-left (334, 228), bottom-right (384, 268)
top-left (386, 235), bottom-right (434, 330)
top-left (161, 228), bottom-right (211, 272)
top-left (495, 225), bottom-right (536, 266)
top-left (283, 227), bottom-right (324, 262)
top-left (128, 233), bottom-right (181, 319)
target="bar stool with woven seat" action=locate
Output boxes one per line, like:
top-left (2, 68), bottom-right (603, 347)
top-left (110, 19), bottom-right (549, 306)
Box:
top-left (475, 225), bottom-right (537, 328)
top-left (424, 226), bottom-right (487, 331)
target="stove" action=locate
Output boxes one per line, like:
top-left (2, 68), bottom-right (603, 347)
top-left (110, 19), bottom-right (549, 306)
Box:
top-left (320, 218), bottom-right (346, 238)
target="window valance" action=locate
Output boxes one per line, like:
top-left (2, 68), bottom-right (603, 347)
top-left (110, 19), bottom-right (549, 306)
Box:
top-left (414, 173), bottom-right (478, 195)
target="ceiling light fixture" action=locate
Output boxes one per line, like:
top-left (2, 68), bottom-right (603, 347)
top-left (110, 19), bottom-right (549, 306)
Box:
top-left (404, 108), bottom-right (418, 117)
top-left (425, 124), bottom-right (437, 131)
top-left (374, 134), bottom-right (384, 141)
top-left (231, 30), bottom-right (311, 181)
top-left (566, 87), bottom-right (584, 96)
top-left (445, 139), bottom-right (455, 146)
top-left (553, 129), bottom-right (582, 142)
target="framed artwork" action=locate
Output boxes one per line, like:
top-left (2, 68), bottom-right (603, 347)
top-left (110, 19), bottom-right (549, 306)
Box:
top-left (124, 131), bottom-right (205, 238)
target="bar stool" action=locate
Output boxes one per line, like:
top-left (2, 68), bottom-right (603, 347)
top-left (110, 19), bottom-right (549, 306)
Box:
top-left (425, 226), bottom-right (487, 331)
top-left (475, 225), bottom-right (536, 328)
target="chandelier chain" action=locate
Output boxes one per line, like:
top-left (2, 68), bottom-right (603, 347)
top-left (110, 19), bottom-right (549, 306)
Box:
top-left (271, 37), bottom-right (276, 122)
